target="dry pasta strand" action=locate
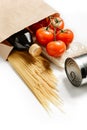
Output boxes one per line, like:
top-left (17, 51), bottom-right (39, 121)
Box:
top-left (8, 50), bottom-right (62, 111)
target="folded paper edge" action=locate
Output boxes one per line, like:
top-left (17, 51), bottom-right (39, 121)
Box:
top-left (0, 43), bottom-right (13, 60)
top-left (0, 1), bottom-right (57, 60)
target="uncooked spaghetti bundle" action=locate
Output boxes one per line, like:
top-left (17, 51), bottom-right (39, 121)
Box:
top-left (0, 0), bottom-right (62, 112)
top-left (8, 50), bottom-right (62, 111)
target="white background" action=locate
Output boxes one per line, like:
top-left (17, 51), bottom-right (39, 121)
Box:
top-left (0, 0), bottom-right (87, 130)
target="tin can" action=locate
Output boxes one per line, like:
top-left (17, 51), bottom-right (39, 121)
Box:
top-left (65, 54), bottom-right (87, 87)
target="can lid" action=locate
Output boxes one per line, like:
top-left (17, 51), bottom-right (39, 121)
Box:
top-left (65, 58), bottom-right (82, 87)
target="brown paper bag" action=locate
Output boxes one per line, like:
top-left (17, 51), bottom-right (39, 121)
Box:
top-left (0, 0), bottom-right (57, 59)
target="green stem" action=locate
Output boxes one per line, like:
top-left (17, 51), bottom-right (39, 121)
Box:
top-left (60, 29), bottom-right (65, 33)
top-left (54, 18), bottom-right (62, 23)
top-left (46, 26), bottom-right (49, 30)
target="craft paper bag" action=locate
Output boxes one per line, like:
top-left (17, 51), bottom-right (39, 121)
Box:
top-left (0, 0), bottom-right (57, 59)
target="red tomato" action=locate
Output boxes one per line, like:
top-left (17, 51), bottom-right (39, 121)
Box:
top-left (51, 17), bottom-right (64, 30)
top-left (29, 19), bottom-right (48, 34)
top-left (56, 29), bottom-right (74, 46)
top-left (46, 40), bottom-right (66, 57)
top-left (36, 27), bottom-right (54, 46)
top-left (47, 16), bottom-right (64, 31)
top-left (46, 13), bottom-right (60, 23)
top-left (29, 22), bottom-right (42, 34)
top-left (50, 13), bottom-right (60, 18)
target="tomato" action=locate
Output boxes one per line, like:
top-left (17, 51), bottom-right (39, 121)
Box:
top-left (47, 16), bottom-right (64, 31)
top-left (51, 17), bottom-right (64, 30)
top-left (36, 27), bottom-right (54, 46)
top-left (46, 13), bottom-right (60, 23)
top-left (46, 40), bottom-right (66, 57)
top-left (50, 13), bottom-right (60, 18)
top-left (30, 14), bottom-right (60, 34)
top-left (56, 29), bottom-right (74, 46)
top-left (29, 19), bottom-right (48, 34)
top-left (29, 23), bottom-right (42, 34)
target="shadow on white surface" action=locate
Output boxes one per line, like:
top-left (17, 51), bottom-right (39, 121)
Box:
top-left (63, 76), bottom-right (87, 98)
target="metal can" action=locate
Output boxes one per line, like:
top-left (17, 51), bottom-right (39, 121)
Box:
top-left (65, 54), bottom-right (87, 87)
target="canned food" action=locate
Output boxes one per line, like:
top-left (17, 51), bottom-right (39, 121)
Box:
top-left (65, 54), bottom-right (87, 87)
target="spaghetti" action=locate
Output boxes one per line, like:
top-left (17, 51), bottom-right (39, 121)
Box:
top-left (8, 50), bottom-right (61, 111)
